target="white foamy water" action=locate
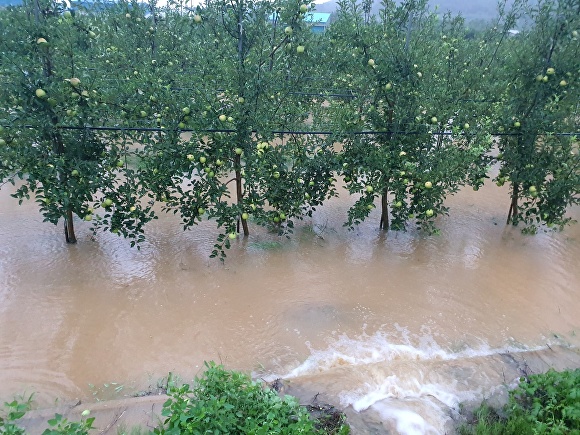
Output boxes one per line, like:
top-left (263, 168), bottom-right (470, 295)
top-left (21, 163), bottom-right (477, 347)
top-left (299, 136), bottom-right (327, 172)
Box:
top-left (274, 327), bottom-right (558, 434)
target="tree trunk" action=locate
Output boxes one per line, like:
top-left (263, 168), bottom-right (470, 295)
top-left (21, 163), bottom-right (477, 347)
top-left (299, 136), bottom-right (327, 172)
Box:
top-left (234, 154), bottom-right (249, 236)
top-left (507, 182), bottom-right (519, 225)
top-left (379, 188), bottom-right (389, 230)
top-left (64, 208), bottom-right (77, 243)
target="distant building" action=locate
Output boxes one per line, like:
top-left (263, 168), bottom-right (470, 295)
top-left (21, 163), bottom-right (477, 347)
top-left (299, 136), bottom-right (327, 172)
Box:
top-left (507, 29), bottom-right (520, 36)
top-left (304, 12), bottom-right (331, 33)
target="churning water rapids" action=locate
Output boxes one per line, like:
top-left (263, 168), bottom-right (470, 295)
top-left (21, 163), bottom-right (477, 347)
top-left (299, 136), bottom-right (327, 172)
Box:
top-left (1, 179), bottom-right (579, 434)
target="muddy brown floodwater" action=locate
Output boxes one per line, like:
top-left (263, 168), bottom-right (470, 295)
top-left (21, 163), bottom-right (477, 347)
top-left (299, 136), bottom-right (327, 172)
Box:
top-left (1, 178), bottom-right (579, 434)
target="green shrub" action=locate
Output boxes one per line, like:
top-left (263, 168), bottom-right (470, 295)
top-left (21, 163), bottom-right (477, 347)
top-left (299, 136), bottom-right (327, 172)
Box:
top-left (155, 362), bottom-right (347, 434)
top-left (508, 368), bottom-right (580, 433)
top-left (460, 368), bottom-right (580, 434)
top-left (0, 399), bottom-right (30, 435)
top-left (0, 397), bottom-right (94, 435)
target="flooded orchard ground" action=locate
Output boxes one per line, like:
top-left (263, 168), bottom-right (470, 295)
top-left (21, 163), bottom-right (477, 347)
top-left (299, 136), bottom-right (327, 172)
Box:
top-left (1, 179), bottom-right (579, 434)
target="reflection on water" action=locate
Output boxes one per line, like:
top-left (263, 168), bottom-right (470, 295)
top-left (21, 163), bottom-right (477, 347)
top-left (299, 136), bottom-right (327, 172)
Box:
top-left (1, 180), bottom-right (579, 433)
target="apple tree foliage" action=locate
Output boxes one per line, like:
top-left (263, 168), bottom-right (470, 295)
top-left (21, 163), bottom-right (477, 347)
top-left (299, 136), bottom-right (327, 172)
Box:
top-left (0, 0), bottom-right (155, 245)
top-left (492, 0), bottom-right (579, 232)
top-left (318, 0), bottom-right (499, 233)
top-left (120, 0), bottom-right (338, 258)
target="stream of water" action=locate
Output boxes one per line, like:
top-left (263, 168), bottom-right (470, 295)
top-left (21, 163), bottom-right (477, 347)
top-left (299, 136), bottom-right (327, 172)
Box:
top-left (1, 179), bottom-right (579, 434)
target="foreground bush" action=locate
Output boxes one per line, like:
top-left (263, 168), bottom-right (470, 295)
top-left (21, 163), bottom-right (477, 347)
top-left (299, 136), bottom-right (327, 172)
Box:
top-left (460, 368), bottom-right (580, 434)
top-left (155, 362), bottom-right (348, 434)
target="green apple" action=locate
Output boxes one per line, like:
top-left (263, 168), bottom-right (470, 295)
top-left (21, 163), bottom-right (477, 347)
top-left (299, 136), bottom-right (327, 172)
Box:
top-left (71, 169), bottom-right (79, 176)
top-left (89, 31), bottom-right (96, 38)
top-left (385, 83), bottom-right (392, 91)
top-left (235, 148), bottom-right (243, 155)
top-left (102, 198), bottom-right (113, 207)
top-left (426, 209), bottom-right (434, 217)
top-left (399, 151), bottom-right (406, 157)
top-left (546, 67), bottom-right (555, 75)
top-left (273, 171), bottom-right (280, 179)
top-left (514, 121), bottom-right (521, 128)
top-left (198, 207), bottom-right (205, 215)
top-left (63, 10), bottom-right (72, 19)
top-left (208, 171), bottom-right (214, 178)
top-left (285, 26), bottom-right (293, 35)
top-left (182, 107), bottom-right (191, 115)
top-left (129, 206), bottom-right (136, 212)
top-left (296, 45), bottom-right (305, 53)
top-left (279, 213), bottom-right (286, 220)
top-left (241, 212), bottom-right (249, 220)
top-left (542, 75), bottom-right (548, 82)
top-left (273, 217), bottom-right (280, 223)
top-left (367, 204), bottom-right (374, 210)
top-left (216, 159), bottom-right (223, 166)
top-left (299, 4), bottom-right (308, 13)
top-left (193, 14), bottom-right (202, 23)
top-left (309, 181), bottom-right (315, 186)
top-left (35, 89), bottom-right (47, 99)
top-left (430, 116), bottom-right (438, 124)
top-left (187, 154), bottom-right (194, 161)
top-left (304, 193), bottom-right (311, 200)
top-left (37, 37), bottom-right (48, 45)
top-left (140, 110), bottom-right (147, 118)
top-left (424, 181), bottom-right (433, 189)
top-left (84, 215), bottom-right (92, 221)
top-left (559, 80), bottom-right (567, 87)
top-left (367, 59), bottom-right (375, 66)
top-left (219, 114), bottom-right (227, 122)
top-left (67, 77), bottom-right (81, 87)
top-left (228, 232), bottom-right (237, 240)
top-left (227, 116), bottom-right (234, 122)
top-left (394, 201), bottom-right (402, 208)
top-left (199, 156), bottom-right (207, 164)
top-left (464, 123), bottom-right (469, 129)
top-left (529, 185), bottom-right (537, 193)
top-left (238, 97), bottom-right (245, 104)
top-left (116, 160), bottom-right (124, 167)
top-left (365, 185), bottom-right (373, 193)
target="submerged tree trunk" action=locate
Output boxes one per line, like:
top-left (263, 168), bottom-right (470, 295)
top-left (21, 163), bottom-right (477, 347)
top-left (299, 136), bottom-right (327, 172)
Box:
top-left (507, 182), bottom-right (519, 225)
top-left (379, 187), bottom-right (389, 230)
top-left (64, 209), bottom-right (77, 244)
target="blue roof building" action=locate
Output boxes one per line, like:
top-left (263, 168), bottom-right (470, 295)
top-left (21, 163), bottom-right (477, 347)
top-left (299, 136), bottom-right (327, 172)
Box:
top-left (304, 12), bottom-right (331, 33)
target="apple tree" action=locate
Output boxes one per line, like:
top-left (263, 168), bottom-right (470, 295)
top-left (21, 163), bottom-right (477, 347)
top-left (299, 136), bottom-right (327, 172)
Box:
top-left (321, 0), bottom-right (495, 233)
top-left (0, 0), bottom-right (155, 245)
top-left (131, 0), bottom-right (338, 258)
top-left (492, 0), bottom-right (579, 232)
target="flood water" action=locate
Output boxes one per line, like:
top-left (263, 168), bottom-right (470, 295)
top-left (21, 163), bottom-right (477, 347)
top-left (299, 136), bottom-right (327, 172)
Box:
top-left (1, 178), bottom-right (579, 434)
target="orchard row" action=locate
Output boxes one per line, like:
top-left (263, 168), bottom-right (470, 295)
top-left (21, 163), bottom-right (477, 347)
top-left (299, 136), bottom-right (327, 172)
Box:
top-left (0, 0), bottom-right (578, 258)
